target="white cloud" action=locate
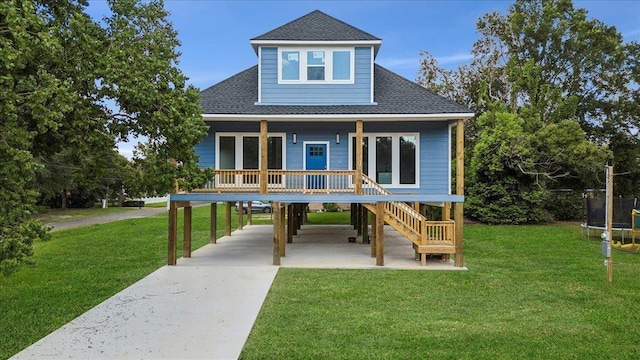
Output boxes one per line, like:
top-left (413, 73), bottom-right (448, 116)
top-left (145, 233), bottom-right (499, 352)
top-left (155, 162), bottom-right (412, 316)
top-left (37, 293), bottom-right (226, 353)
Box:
top-left (377, 57), bottom-right (419, 69)
top-left (185, 71), bottom-right (228, 89)
top-left (377, 52), bottom-right (473, 71)
top-left (622, 28), bottom-right (640, 39)
top-left (117, 135), bottom-right (147, 160)
top-left (436, 53), bottom-right (473, 65)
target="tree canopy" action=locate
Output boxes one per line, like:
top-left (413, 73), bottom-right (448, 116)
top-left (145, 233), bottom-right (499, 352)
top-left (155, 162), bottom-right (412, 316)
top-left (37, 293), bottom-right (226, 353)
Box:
top-left (0, 0), bottom-right (210, 274)
top-left (418, 0), bottom-right (638, 224)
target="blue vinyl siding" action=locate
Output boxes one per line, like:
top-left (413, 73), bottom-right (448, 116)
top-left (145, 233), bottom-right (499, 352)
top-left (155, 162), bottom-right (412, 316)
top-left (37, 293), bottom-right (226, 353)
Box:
top-left (362, 121), bottom-right (451, 195)
top-left (195, 121), bottom-right (453, 194)
top-left (260, 47), bottom-right (372, 105)
top-left (195, 125), bottom-right (215, 168)
top-left (268, 122), bottom-right (351, 171)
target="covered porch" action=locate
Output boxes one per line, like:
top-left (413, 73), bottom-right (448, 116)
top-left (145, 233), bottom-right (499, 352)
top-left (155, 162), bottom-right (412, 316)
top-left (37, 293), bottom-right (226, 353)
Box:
top-left (170, 117), bottom-right (466, 267)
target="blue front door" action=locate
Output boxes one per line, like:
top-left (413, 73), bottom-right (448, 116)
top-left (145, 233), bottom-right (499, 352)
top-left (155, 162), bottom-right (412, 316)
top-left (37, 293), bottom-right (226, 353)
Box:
top-left (305, 144), bottom-right (327, 189)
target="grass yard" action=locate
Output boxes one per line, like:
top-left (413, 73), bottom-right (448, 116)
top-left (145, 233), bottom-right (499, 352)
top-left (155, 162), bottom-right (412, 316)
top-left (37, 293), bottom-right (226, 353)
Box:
top-left (2, 208), bottom-right (639, 359)
top-left (240, 225), bottom-right (640, 359)
top-left (33, 202), bottom-right (167, 224)
top-left (249, 210), bottom-right (351, 225)
top-left (0, 205), bottom-right (232, 359)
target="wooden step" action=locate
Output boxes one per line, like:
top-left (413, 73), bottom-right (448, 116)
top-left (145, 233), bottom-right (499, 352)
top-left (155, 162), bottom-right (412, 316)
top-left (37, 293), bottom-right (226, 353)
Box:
top-left (413, 243), bottom-right (455, 254)
top-left (413, 244), bottom-right (456, 266)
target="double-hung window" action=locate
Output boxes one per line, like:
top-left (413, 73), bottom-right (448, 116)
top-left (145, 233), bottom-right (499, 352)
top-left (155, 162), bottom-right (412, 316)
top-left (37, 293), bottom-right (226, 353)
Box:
top-left (307, 51), bottom-right (325, 80)
top-left (279, 48), bottom-right (354, 83)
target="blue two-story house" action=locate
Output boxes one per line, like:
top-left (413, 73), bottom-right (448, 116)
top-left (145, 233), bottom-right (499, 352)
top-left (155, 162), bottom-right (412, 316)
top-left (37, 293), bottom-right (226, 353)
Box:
top-left (168, 10), bottom-right (473, 268)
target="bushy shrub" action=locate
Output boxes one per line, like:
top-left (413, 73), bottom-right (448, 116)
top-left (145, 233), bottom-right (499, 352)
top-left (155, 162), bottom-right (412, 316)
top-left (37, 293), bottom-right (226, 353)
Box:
top-left (544, 191), bottom-right (584, 221)
top-left (322, 203), bottom-right (341, 212)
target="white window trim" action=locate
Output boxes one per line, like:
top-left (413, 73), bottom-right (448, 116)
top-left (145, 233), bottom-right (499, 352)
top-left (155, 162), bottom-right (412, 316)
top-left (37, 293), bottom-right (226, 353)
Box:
top-left (370, 46), bottom-right (375, 103)
top-left (348, 132), bottom-right (420, 189)
top-left (215, 132), bottom-right (287, 170)
top-left (278, 47), bottom-right (355, 84)
top-left (257, 47), bottom-right (262, 103)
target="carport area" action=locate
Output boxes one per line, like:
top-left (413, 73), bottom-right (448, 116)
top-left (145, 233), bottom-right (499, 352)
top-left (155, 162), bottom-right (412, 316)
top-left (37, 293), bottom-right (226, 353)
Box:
top-left (201, 224), bottom-right (463, 270)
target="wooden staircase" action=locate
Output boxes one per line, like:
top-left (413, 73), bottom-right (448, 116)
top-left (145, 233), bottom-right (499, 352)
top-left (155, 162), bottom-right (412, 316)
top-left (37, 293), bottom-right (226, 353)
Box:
top-left (361, 175), bottom-right (455, 265)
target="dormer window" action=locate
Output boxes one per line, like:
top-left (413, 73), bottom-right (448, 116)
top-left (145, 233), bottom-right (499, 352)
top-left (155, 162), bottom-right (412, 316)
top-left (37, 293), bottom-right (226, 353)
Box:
top-left (281, 51), bottom-right (300, 80)
top-left (278, 48), bottom-right (354, 84)
top-left (307, 51), bottom-right (325, 80)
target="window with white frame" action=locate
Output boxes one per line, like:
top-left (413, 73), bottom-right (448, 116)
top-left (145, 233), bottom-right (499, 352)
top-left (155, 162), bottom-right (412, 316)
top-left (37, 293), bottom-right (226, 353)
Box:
top-left (216, 133), bottom-right (286, 171)
top-left (278, 48), bottom-right (354, 83)
top-left (349, 133), bottom-right (419, 187)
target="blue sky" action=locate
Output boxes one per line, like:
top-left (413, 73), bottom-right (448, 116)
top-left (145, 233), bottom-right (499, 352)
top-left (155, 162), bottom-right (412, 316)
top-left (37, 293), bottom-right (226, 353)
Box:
top-left (86, 0), bottom-right (640, 157)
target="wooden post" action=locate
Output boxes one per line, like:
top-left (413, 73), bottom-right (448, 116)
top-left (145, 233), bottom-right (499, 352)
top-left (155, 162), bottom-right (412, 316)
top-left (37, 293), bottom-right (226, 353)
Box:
top-left (357, 204), bottom-right (362, 236)
top-left (443, 202), bottom-right (451, 221)
top-left (292, 204), bottom-right (298, 236)
top-left (210, 202), bottom-right (217, 244)
top-left (287, 204), bottom-right (294, 243)
top-left (237, 201), bottom-right (244, 230)
top-left (296, 204), bottom-right (303, 230)
top-left (183, 205), bottom-right (192, 258)
top-left (606, 165), bottom-right (614, 282)
top-left (260, 120), bottom-right (268, 194)
top-left (371, 207), bottom-right (377, 257)
top-left (355, 120), bottom-right (363, 194)
top-left (279, 204), bottom-right (286, 256)
top-left (351, 203), bottom-right (357, 229)
top-left (362, 205), bottom-right (369, 244)
top-left (225, 201), bottom-right (232, 236)
top-left (454, 118), bottom-right (465, 267)
top-left (247, 201), bottom-right (252, 225)
top-left (273, 201), bottom-right (281, 265)
top-left (168, 201), bottom-right (178, 265)
top-left (376, 201), bottom-right (384, 266)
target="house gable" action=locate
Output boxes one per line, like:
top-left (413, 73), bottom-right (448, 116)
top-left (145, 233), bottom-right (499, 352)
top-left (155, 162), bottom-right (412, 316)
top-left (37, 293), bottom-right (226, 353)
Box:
top-left (250, 10), bottom-right (380, 106)
top-left (250, 10), bottom-right (381, 50)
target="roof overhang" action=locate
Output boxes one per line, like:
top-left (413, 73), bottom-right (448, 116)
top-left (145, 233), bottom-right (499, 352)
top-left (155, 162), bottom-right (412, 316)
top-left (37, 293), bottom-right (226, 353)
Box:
top-left (250, 40), bottom-right (383, 57)
top-left (201, 113), bottom-right (475, 122)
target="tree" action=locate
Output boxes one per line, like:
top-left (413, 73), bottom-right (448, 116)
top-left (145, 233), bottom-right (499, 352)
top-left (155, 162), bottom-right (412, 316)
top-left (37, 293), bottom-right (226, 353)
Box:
top-left (466, 108), bottom-right (610, 224)
top-left (102, 0), bottom-right (212, 194)
top-left (418, 0), bottom-right (637, 223)
top-left (1, 0), bottom-right (210, 275)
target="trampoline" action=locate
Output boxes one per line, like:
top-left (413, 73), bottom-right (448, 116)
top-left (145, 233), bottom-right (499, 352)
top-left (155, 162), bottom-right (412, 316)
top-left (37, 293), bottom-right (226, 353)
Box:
top-left (582, 197), bottom-right (639, 244)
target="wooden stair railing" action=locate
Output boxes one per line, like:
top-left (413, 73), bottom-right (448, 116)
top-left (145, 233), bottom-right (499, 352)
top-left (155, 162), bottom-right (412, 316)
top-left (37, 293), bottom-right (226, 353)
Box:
top-left (362, 175), bottom-right (455, 265)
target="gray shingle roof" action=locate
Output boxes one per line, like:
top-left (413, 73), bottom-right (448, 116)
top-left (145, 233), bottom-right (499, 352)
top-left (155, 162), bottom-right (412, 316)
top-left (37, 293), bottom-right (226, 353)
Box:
top-left (199, 64), bottom-right (472, 116)
top-left (251, 10), bottom-right (381, 42)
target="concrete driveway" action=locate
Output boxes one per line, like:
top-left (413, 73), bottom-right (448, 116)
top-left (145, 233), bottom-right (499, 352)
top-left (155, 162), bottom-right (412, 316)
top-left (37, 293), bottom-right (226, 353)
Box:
top-left (12, 224), bottom-right (463, 359)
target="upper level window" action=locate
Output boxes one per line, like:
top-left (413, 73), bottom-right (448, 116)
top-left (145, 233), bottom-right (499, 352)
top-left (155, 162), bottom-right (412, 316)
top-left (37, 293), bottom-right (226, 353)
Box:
top-left (307, 51), bottom-right (325, 80)
top-left (278, 48), bottom-right (354, 84)
top-left (281, 51), bottom-right (300, 80)
top-left (333, 51), bottom-right (351, 80)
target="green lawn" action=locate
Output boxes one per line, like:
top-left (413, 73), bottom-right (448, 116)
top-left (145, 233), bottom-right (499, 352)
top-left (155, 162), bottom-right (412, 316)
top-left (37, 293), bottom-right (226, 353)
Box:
top-left (2, 209), bottom-right (639, 359)
top-left (34, 202), bottom-right (167, 224)
top-left (240, 225), bottom-right (640, 359)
